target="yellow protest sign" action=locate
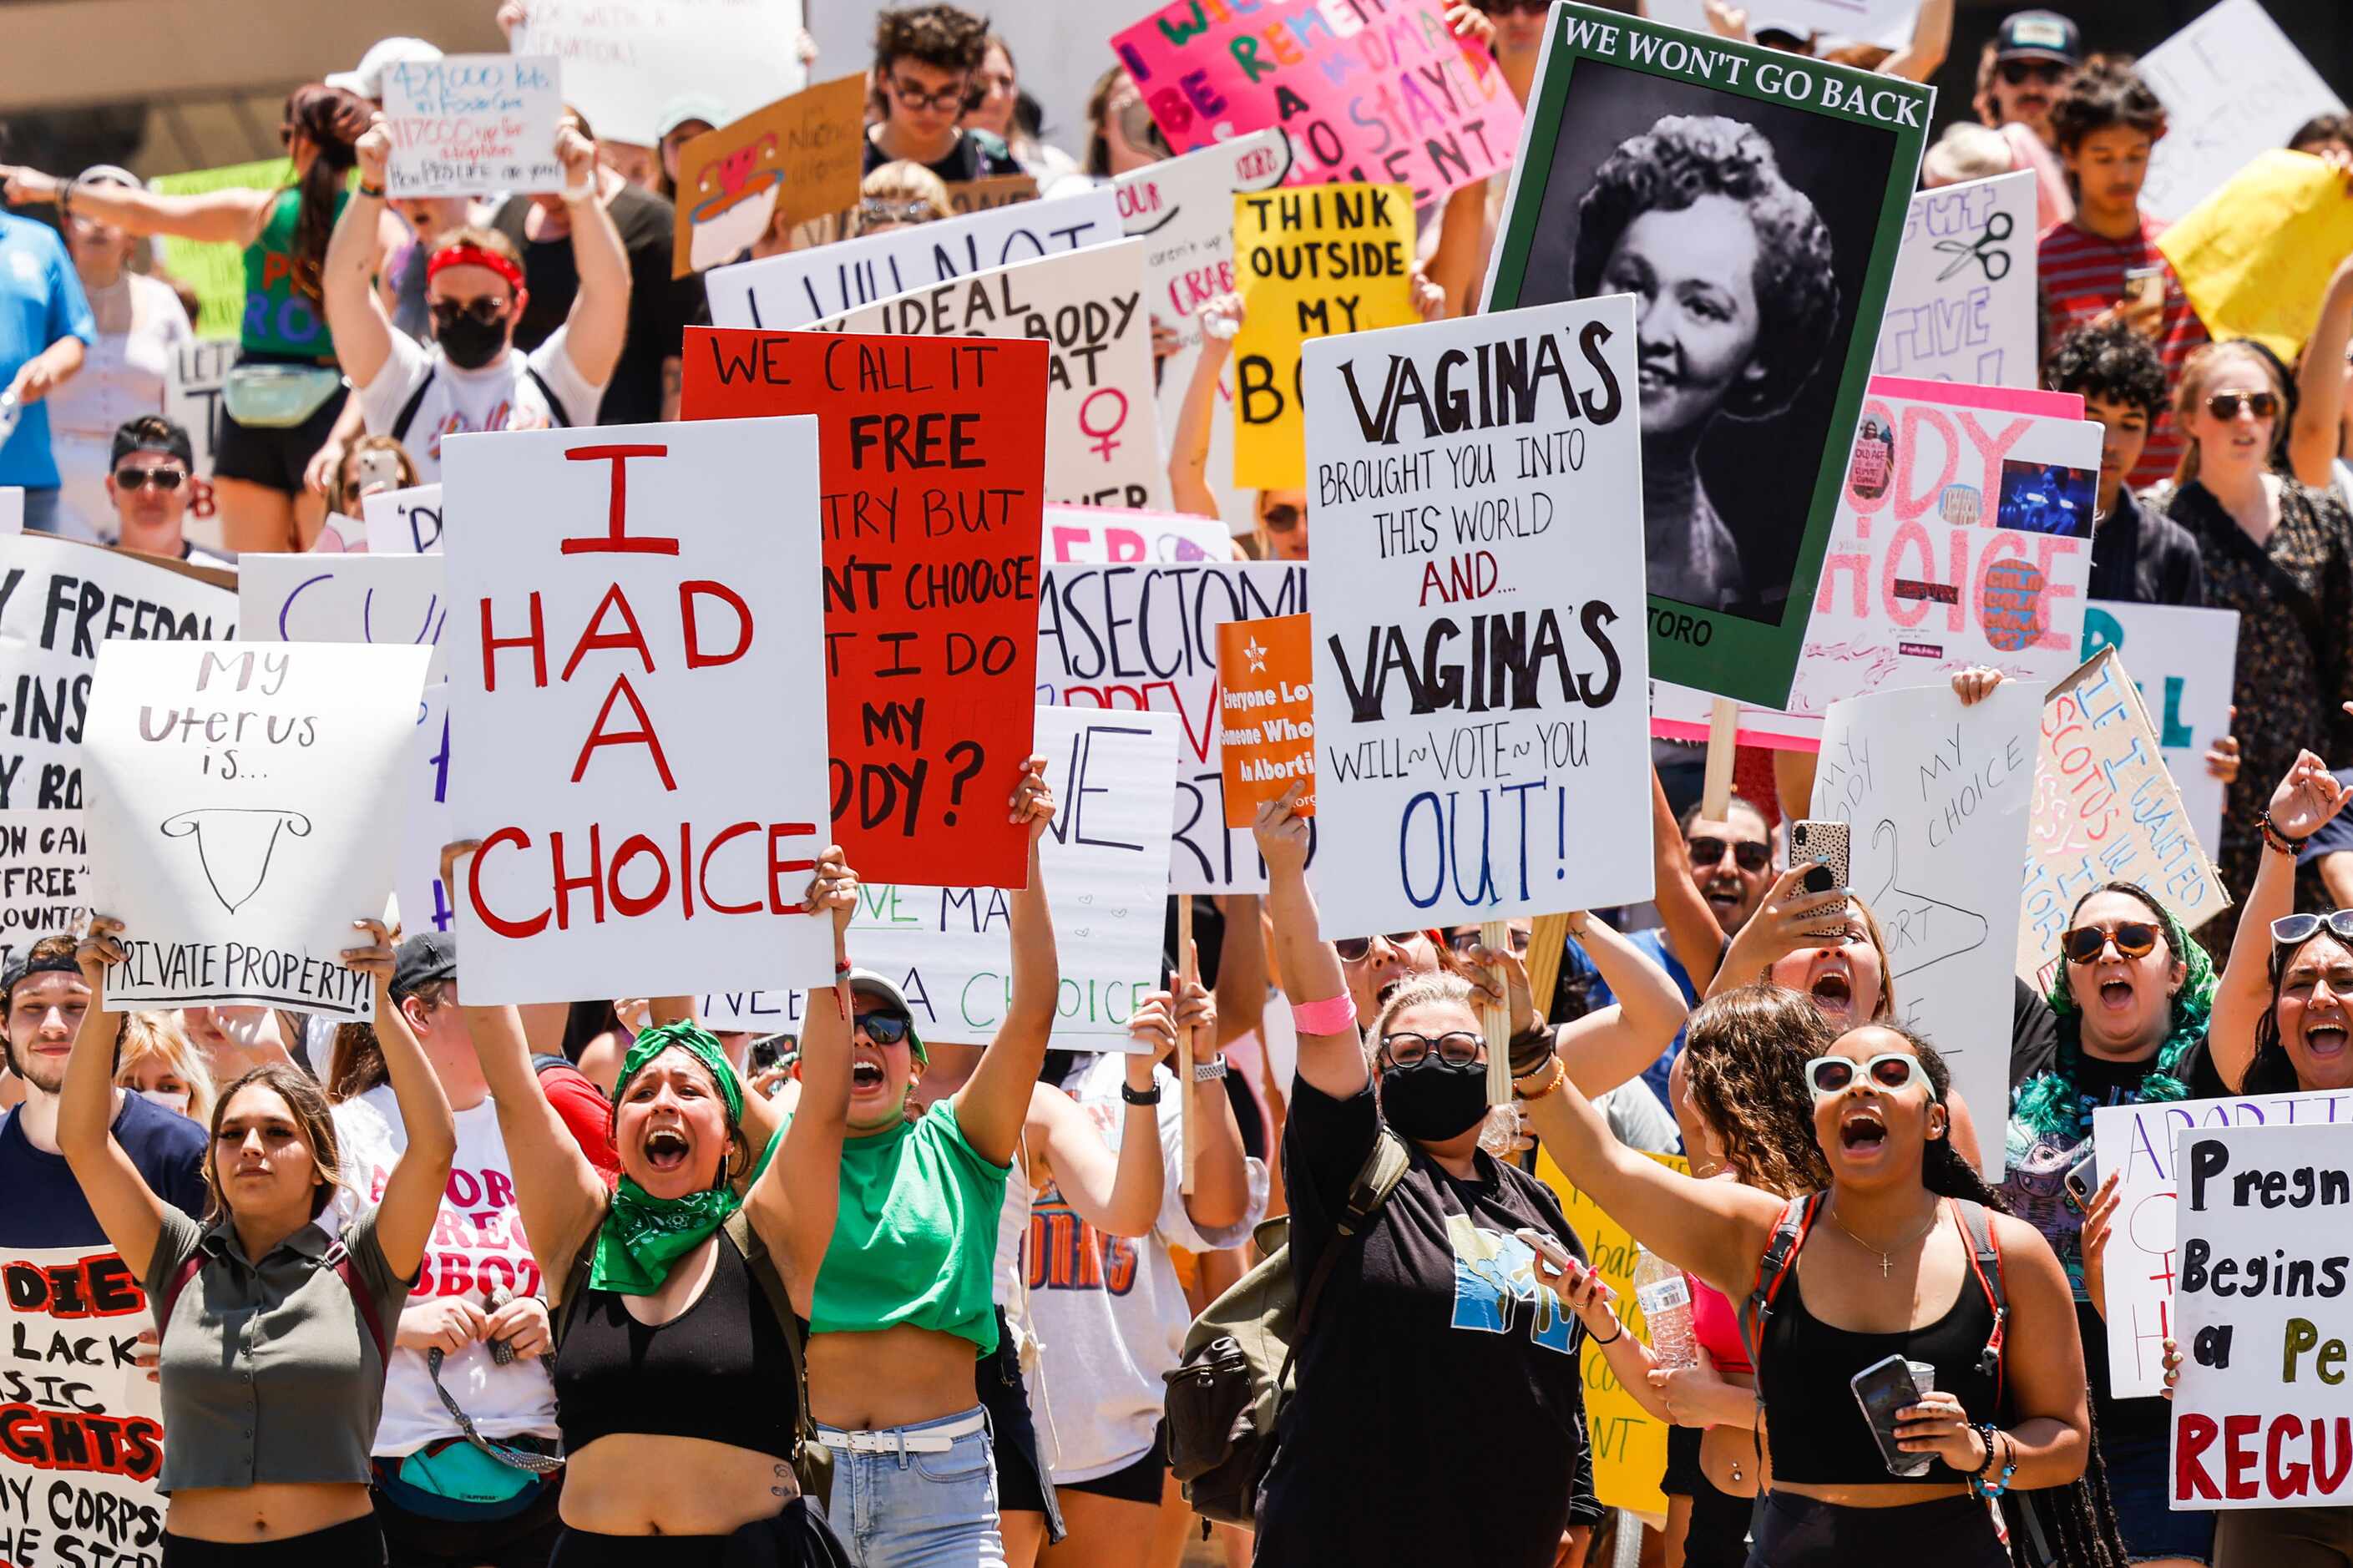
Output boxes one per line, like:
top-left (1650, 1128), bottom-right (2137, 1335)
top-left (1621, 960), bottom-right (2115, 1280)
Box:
top-left (1536, 1147), bottom-right (1689, 1521)
top-left (1232, 184), bottom-right (1415, 491)
top-left (151, 158), bottom-right (293, 339)
top-left (2158, 149), bottom-right (2353, 361)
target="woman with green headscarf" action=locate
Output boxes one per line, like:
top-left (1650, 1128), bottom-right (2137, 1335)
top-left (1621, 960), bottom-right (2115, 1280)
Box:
top-left (447, 840), bottom-right (863, 1567)
top-left (2004, 878), bottom-right (2216, 1568)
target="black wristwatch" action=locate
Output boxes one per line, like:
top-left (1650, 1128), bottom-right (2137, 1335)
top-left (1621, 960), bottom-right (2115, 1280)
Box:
top-left (1121, 1081), bottom-right (1163, 1106)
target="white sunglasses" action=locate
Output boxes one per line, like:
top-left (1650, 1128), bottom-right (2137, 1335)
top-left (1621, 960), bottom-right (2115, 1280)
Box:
top-left (1804, 1051), bottom-right (1936, 1102)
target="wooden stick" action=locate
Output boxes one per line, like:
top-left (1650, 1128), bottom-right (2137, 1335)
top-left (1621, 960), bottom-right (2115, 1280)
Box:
top-left (1700, 696), bottom-right (1738, 822)
top-left (1482, 917), bottom-right (1513, 1105)
top-left (1526, 911), bottom-right (1572, 1021)
top-left (1177, 893), bottom-right (1197, 1196)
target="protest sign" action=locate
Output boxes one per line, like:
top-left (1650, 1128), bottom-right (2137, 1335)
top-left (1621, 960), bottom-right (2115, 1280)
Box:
top-left (670, 75), bottom-right (867, 277)
top-left (1035, 560), bottom-right (1308, 893)
top-left (1876, 170), bottom-right (2038, 387)
top-left (681, 329), bottom-right (1047, 887)
top-left (1218, 614), bottom-right (1315, 828)
top-left (381, 55), bottom-right (563, 199)
top-left (0, 489), bottom-right (18, 536)
top-left (164, 339), bottom-right (236, 526)
top-left (1044, 504), bottom-right (1229, 565)
top-left (1233, 185), bottom-right (1418, 491)
top-left (1111, 0), bottom-right (1521, 207)
top-left (362, 483), bottom-right (445, 556)
top-left (2081, 600), bottom-right (2239, 857)
top-left (704, 186), bottom-right (1122, 331)
top-left (2018, 648), bottom-right (2229, 994)
top-left (397, 682), bottom-right (453, 936)
top-left (514, 0), bottom-right (807, 148)
top-left (1486, 4), bottom-right (1930, 709)
top-left (807, 242), bottom-right (1166, 511)
top-left (943, 174), bottom-right (1038, 217)
top-left (2159, 149), bottom-right (2353, 361)
top-left (238, 551), bottom-right (450, 684)
top-left (1812, 681), bottom-right (2038, 1173)
top-left (81, 641), bottom-right (428, 1019)
top-left (0, 809), bottom-right (89, 971)
top-left (2138, 0), bottom-right (2345, 224)
top-left (0, 534), bottom-right (238, 811)
top-left (1301, 297), bottom-right (1654, 930)
top-left (442, 417), bottom-right (834, 1002)
top-left (2170, 1120), bottom-right (2353, 1509)
top-left (151, 159), bottom-right (291, 338)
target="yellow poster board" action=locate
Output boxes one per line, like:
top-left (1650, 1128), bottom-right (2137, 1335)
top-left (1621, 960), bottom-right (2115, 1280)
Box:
top-left (1231, 184), bottom-right (1415, 491)
top-left (150, 158), bottom-right (293, 340)
top-left (2158, 148), bottom-right (2353, 361)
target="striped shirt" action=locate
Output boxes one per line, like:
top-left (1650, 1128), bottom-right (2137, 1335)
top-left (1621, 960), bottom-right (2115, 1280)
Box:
top-left (2040, 213), bottom-right (2209, 490)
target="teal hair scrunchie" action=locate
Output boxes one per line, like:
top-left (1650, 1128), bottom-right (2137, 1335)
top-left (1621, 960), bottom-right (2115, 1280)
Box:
top-left (2012, 899), bottom-right (2216, 1141)
top-left (590, 1021), bottom-right (757, 1296)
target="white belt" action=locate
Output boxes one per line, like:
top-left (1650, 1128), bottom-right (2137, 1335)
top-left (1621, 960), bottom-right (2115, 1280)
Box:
top-left (819, 1410), bottom-right (987, 1455)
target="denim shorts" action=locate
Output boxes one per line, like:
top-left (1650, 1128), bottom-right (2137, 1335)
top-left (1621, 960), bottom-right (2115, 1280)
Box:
top-left (817, 1407), bottom-right (1004, 1568)
top-left (2104, 1428), bottom-right (2214, 1564)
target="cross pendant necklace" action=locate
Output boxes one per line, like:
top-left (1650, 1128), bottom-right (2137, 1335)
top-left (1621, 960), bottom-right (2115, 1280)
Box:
top-left (1826, 1199), bottom-right (1941, 1280)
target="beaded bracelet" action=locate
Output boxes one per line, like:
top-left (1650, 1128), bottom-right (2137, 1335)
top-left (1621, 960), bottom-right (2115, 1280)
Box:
top-left (1968, 1425), bottom-right (2016, 1499)
top-left (2260, 811), bottom-right (2309, 857)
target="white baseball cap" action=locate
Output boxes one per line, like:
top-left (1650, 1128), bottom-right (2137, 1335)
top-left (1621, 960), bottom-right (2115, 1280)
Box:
top-left (326, 37), bottom-right (445, 101)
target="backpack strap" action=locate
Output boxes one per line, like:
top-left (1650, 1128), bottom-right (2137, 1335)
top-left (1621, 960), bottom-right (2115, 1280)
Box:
top-left (391, 369), bottom-right (437, 444)
top-left (1951, 1198), bottom-right (2009, 1400)
top-left (1273, 1130), bottom-right (1412, 1400)
top-left (153, 1250), bottom-right (206, 1352)
top-left (1740, 1191), bottom-right (1820, 1379)
top-left (529, 1053), bottom-right (573, 1078)
top-left (523, 365), bottom-right (573, 428)
top-left (154, 1233), bottom-right (387, 1368)
top-left (721, 1210), bottom-right (820, 1468)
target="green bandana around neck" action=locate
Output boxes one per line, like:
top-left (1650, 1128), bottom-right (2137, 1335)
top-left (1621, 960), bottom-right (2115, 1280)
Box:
top-left (589, 1022), bottom-right (757, 1296)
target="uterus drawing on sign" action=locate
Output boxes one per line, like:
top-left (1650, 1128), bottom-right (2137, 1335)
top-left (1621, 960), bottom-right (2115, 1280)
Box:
top-left (1864, 817), bottom-right (1986, 978)
top-left (160, 808), bottom-right (313, 914)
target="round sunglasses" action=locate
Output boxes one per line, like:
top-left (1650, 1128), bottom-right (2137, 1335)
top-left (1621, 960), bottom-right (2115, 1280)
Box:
top-left (2061, 920), bottom-right (2160, 965)
top-left (1804, 1051), bottom-right (1933, 1101)
top-left (2206, 391), bottom-right (2280, 422)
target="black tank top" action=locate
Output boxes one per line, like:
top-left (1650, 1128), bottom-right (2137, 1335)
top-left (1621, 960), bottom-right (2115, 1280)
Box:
top-left (554, 1231), bottom-right (799, 1460)
top-left (1758, 1221), bottom-right (2003, 1485)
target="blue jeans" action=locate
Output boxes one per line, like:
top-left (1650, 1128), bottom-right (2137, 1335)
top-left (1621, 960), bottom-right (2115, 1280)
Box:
top-left (18, 485), bottom-right (60, 535)
top-left (817, 1408), bottom-right (1004, 1568)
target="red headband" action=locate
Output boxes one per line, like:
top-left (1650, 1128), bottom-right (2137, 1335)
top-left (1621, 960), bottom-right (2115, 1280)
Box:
top-left (427, 243), bottom-right (525, 295)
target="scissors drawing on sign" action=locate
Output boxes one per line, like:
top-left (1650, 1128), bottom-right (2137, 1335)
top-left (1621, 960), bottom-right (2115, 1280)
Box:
top-left (1934, 211), bottom-right (2013, 283)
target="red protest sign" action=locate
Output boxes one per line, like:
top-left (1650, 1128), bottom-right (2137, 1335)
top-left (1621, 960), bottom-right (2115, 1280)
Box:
top-left (681, 327), bottom-right (1048, 888)
top-left (1217, 612), bottom-right (1315, 828)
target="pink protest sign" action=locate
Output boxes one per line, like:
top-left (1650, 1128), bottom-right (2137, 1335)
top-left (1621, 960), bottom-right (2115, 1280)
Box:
top-left (1110, 1), bottom-right (1521, 206)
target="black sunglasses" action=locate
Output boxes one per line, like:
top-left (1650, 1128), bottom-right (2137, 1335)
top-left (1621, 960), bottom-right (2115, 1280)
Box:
top-left (1336, 931), bottom-right (1433, 963)
top-left (113, 467), bottom-right (187, 492)
top-left (2206, 391), bottom-right (2280, 422)
top-left (853, 1010), bottom-right (912, 1045)
top-left (2062, 920), bottom-right (2160, 965)
top-left (1261, 503), bottom-right (1302, 533)
top-left (431, 297), bottom-right (509, 328)
top-left (1688, 836), bottom-right (1772, 873)
top-left (1998, 59), bottom-right (2069, 86)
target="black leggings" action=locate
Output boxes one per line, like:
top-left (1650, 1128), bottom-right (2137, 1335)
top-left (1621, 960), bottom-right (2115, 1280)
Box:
top-left (549, 1500), bottom-right (850, 1567)
top-left (163, 1516), bottom-right (385, 1566)
top-left (1747, 1491), bottom-right (2006, 1567)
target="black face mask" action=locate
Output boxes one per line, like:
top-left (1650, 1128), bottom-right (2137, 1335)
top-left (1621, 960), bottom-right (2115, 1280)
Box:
top-left (1379, 1057), bottom-right (1489, 1143)
top-left (435, 312), bottom-right (508, 371)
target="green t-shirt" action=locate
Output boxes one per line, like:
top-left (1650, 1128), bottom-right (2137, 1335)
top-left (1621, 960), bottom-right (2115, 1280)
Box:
top-left (813, 1098), bottom-right (1009, 1353)
top-left (240, 185), bottom-right (343, 357)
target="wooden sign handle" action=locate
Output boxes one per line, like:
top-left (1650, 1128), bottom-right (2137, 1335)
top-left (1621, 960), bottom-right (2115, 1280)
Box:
top-left (1483, 918), bottom-right (1513, 1105)
top-left (1701, 697), bottom-right (1738, 822)
top-left (1177, 893), bottom-right (1197, 1196)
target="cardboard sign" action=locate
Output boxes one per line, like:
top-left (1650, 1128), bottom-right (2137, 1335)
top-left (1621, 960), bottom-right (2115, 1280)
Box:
top-left (704, 187), bottom-right (1123, 331)
top-left (2081, 600), bottom-right (2239, 857)
top-left (2138, 0), bottom-right (2345, 224)
top-left (1233, 185), bottom-right (1418, 491)
top-left (1812, 681), bottom-right (2039, 1174)
top-left (671, 75), bottom-right (868, 277)
top-left (441, 417), bottom-right (834, 1002)
top-left (362, 484), bottom-right (445, 556)
top-left (398, 681), bottom-right (453, 937)
top-left (0, 534), bottom-right (238, 811)
top-left (1302, 298), bottom-right (1654, 931)
top-left (679, 329), bottom-right (1047, 888)
top-left (2160, 149), bottom-right (2353, 362)
top-left (807, 242), bottom-right (1167, 511)
top-left (82, 641), bottom-right (429, 1019)
top-left (1217, 613), bottom-right (1315, 827)
top-left (238, 553), bottom-right (450, 684)
top-left (0, 809), bottom-right (90, 970)
top-left (1876, 171), bottom-right (2038, 387)
top-left (943, 174), bottom-right (1039, 217)
top-left (150, 159), bottom-right (291, 339)
top-left (514, 0), bottom-right (807, 148)
top-left (2019, 648), bottom-right (2229, 993)
top-left (1044, 504), bottom-right (1229, 565)
top-left (382, 54), bottom-right (563, 198)
top-left (1112, 0), bottom-right (1521, 207)
top-left (2171, 1121), bottom-right (2353, 1508)
top-left (1485, 4), bottom-right (1931, 708)
top-left (164, 339), bottom-right (236, 493)
top-left (1035, 560), bottom-right (1308, 893)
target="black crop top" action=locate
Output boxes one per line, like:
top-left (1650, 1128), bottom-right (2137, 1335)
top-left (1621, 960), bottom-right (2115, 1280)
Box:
top-left (1757, 1244), bottom-right (2003, 1485)
top-left (554, 1230), bottom-right (799, 1460)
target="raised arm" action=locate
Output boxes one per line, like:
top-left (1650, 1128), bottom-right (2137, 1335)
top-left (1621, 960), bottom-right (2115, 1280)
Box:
top-left (59, 919), bottom-right (167, 1279)
top-left (1550, 913), bottom-right (1694, 1097)
top-left (1169, 295), bottom-right (1239, 522)
top-left (2291, 258), bottom-right (2353, 488)
top-left (326, 117), bottom-right (399, 391)
top-left (2211, 752), bottom-right (2350, 1086)
top-left (555, 125), bottom-right (631, 389)
top-left (0, 165), bottom-right (276, 245)
top-left (1649, 766), bottom-right (1733, 994)
top-left (1706, 863), bottom-right (1849, 1001)
top-left (1212, 893), bottom-right (1266, 1047)
top-left (1254, 783), bottom-right (1364, 1100)
top-left (1165, 972), bottom-right (1253, 1232)
top-left (347, 918), bottom-right (457, 1279)
top-left (1030, 1044), bottom-right (1166, 1239)
top-left (951, 759), bottom-right (1060, 1166)
top-left (1879, 0), bottom-right (1952, 80)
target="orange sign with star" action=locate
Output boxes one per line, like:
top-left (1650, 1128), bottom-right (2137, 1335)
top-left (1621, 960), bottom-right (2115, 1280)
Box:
top-left (1217, 612), bottom-right (1317, 827)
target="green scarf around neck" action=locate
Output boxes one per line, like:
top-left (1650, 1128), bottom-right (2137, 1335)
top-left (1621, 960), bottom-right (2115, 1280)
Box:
top-left (590, 1023), bottom-right (762, 1296)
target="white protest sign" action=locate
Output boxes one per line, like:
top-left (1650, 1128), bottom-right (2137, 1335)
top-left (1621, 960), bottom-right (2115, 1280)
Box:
top-left (1876, 171), bottom-right (2038, 387)
top-left (238, 552), bottom-right (449, 683)
top-left (514, 0), bottom-right (806, 148)
top-left (0, 809), bottom-right (90, 970)
top-left (82, 641), bottom-right (430, 1019)
top-left (362, 483), bottom-right (445, 556)
top-left (382, 55), bottom-right (563, 199)
top-left (1813, 680), bottom-right (2039, 1174)
top-left (0, 533), bottom-right (238, 810)
top-left (398, 682), bottom-right (453, 937)
top-left (2082, 601), bottom-right (2239, 859)
top-left (443, 417), bottom-right (833, 1003)
top-left (1645, 0), bottom-right (1922, 43)
top-left (2092, 1090), bottom-right (2353, 1399)
top-left (1302, 297), bottom-right (1653, 929)
top-left (1044, 504), bottom-right (1230, 566)
top-left (2139, 0), bottom-right (2345, 223)
top-left (704, 186), bottom-right (1122, 331)
top-left (164, 339), bottom-right (236, 481)
top-left (2171, 1120), bottom-right (2353, 1509)
top-left (1036, 561), bottom-right (1308, 893)
top-left (0, 489), bottom-right (20, 536)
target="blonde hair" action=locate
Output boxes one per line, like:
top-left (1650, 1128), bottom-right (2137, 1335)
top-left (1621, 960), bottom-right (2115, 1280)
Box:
top-left (2173, 341), bottom-right (2286, 487)
top-left (1760, 894), bottom-right (1899, 1021)
top-left (114, 1011), bottom-right (216, 1124)
top-left (1364, 971), bottom-right (1519, 1156)
top-left (853, 160), bottom-right (952, 235)
top-left (327, 434), bottom-right (422, 518)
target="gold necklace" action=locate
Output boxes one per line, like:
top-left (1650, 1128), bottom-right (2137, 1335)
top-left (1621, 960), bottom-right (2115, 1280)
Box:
top-left (1825, 1197), bottom-right (1943, 1281)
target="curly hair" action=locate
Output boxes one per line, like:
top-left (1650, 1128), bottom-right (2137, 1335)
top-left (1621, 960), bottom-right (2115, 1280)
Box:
top-left (281, 84), bottom-right (371, 303)
top-left (1680, 985), bottom-right (1835, 1198)
top-left (2045, 319), bottom-right (2168, 422)
top-left (2048, 56), bottom-right (2164, 154)
top-left (1572, 114), bottom-right (1839, 423)
top-left (873, 4), bottom-right (991, 78)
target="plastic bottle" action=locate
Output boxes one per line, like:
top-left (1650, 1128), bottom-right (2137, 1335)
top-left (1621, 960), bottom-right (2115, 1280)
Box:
top-left (1632, 1247), bottom-right (1697, 1370)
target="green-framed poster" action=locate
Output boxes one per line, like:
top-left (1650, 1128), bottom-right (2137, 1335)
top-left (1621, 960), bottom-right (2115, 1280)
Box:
top-left (1485, 5), bottom-right (1931, 708)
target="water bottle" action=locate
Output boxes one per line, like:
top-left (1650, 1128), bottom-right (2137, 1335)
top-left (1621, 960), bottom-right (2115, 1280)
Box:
top-left (1632, 1247), bottom-right (1698, 1370)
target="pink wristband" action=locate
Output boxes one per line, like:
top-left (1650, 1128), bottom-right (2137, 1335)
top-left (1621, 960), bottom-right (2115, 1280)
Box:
top-left (1291, 993), bottom-right (1358, 1036)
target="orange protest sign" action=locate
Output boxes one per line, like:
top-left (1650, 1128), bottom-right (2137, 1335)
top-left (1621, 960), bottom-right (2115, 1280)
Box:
top-left (1217, 613), bottom-right (1315, 827)
top-left (943, 174), bottom-right (1039, 216)
top-left (671, 75), bottom-right (867, 277)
